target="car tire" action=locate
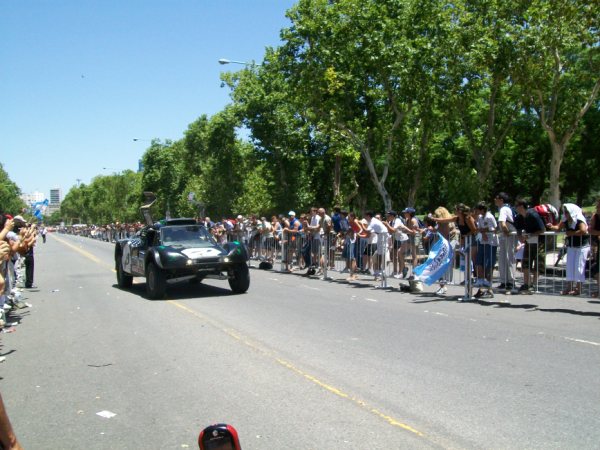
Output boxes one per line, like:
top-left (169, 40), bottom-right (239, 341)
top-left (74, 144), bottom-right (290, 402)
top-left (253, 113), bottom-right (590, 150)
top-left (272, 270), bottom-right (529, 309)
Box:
top-left (116, 260), bottom-right (133, 289)
top-left (146, 263), bottom-right (166, 299)
top-left (228, 263), bottom-right (250, 294)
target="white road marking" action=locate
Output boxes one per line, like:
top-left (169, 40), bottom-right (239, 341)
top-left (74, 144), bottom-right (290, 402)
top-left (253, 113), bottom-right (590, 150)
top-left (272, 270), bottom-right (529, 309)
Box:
top-left (563, 337), bottom-right (600, 347)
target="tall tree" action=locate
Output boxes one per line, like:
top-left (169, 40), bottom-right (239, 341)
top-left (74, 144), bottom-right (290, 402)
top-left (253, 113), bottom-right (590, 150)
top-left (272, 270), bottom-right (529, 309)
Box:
top-left (279, 0), bottom-right (457, 211)
top-left (141, 139), bottom-right (185, 217)
top-left (520, 0), bottom-right (600, 207)
top-left (451, 1), bottom-right (525, 194)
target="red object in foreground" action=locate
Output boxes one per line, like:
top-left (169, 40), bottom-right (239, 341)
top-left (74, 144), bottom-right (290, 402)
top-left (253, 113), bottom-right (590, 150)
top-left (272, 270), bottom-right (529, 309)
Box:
top-left (198, 423), bottom-right (241, 450)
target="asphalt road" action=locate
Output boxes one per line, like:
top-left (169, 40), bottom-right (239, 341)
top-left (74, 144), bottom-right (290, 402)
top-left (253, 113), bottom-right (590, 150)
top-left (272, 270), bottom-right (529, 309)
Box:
top-left (2, 233), bottom-right (600, 449)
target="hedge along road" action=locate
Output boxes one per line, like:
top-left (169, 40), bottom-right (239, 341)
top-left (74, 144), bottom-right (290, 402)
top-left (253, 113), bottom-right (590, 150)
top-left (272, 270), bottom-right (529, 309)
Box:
top-left (2, 232), bottom-right (600, 449)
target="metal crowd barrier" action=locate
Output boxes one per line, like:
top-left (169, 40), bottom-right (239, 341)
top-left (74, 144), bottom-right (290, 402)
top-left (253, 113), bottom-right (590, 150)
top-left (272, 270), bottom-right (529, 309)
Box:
top-left (245, 228), bottom-right (598, 299)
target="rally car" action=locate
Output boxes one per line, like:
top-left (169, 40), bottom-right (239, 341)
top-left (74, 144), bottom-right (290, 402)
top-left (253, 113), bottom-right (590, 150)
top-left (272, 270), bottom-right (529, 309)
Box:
top-left (114, 195), bottom-right (249, 299)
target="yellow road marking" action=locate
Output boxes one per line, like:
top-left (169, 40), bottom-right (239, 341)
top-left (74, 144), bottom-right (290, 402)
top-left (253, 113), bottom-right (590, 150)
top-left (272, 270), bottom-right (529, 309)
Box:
top-left (170, 299), bottom-right (426, 438)
top-left (52, 234), bottom-right (114, 270)
top-left (54, 235), bottom-right (427, 440)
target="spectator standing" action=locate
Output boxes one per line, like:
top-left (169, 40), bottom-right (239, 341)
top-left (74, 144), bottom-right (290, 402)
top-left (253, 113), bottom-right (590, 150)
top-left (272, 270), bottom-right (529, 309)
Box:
top-left (514, 199), bottom-right (547, 294)
top-left (282, 211), bottom-right (302, 272)
top-left (401, 207), bottom-right (420, 278)
top-left (384, 211), bottom-right (411, 279)
top-left (361, 211), bottom-right (388, 280)
top-left (431, 206), bottom-right (458, 295)
top-left (473, 202), bottom-right (498, 297)
top-left (319, 207), bottom-right (335, 271)
top-left (305, 207), bottom-right (322, 274)
top-left (589, 199), bottom-right (600, 297)
top-left (344, 212), bottom-right (361, 280)
top-left (494, 193), bottom-right (517, 291)
top-left (548, 203), bottom-right (590, 296)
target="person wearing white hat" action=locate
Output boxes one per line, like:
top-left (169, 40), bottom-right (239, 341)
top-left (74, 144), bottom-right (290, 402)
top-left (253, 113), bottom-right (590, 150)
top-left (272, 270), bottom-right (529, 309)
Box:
top-left (548, 203), bottom-right (590, 296)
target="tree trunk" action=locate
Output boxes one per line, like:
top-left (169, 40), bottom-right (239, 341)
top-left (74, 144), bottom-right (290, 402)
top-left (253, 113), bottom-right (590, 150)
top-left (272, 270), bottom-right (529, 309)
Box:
top-left (548, 139), bottom-right (565, 209)
top-left (333, 153), bottom-right (341, 201)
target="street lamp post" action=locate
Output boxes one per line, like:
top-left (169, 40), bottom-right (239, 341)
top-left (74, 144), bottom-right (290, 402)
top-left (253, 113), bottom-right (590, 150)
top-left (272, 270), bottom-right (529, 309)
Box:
top-left (218, 58), bottom-right (261, 67)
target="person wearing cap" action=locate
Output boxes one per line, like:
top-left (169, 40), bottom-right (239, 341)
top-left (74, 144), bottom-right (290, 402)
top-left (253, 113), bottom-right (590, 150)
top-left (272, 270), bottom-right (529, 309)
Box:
top-left (384, 210), bottom-right (411, 278)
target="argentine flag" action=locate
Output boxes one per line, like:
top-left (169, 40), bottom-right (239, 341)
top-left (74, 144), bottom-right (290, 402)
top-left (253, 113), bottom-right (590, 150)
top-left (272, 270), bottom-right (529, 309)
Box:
top-left (414, 233), bottom-right (454, 286)
top-left (32, 199), bottom-right (49, 220)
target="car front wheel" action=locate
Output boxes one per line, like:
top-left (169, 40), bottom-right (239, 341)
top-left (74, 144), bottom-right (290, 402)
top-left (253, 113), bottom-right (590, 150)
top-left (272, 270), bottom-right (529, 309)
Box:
top-left (116, 260), bottom-right (133, 289)
top-left (146, 263), bottom-right (166, 299)
top-left (228, 263), bottom-right (250, 294)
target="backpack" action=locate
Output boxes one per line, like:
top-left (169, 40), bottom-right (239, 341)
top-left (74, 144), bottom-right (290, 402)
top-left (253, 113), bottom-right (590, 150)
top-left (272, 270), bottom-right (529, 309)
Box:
top-left (534, 204), bottom-right (559, 226)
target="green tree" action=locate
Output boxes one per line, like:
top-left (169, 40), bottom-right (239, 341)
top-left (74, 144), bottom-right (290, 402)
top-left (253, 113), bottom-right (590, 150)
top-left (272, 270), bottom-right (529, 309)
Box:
top-left (520, 0), bottom-right (600, 207)
top-left (0, 163), bottom-right (25, 214)
top-left (451, 0), bottom-right (526, 195)
top-left (141, 139), bottom-right (185, 217)
top-left (279, 0), bottom-right (459, 211)
top-left (222, 51), bottom-right (340, 213)
top-left (61, 184), bottom-right (91, 224)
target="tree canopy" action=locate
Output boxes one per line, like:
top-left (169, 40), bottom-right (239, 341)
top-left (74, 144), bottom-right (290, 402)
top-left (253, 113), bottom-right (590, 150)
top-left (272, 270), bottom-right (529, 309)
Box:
top-left (55, 0), bottom-right (599, 224)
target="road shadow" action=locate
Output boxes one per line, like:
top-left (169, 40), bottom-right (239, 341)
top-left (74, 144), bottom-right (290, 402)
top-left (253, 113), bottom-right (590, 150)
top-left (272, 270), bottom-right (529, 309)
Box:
top-left (112, 281), bottom-right (238, 301)
top-left (534, 307), bottom-right (600, 318)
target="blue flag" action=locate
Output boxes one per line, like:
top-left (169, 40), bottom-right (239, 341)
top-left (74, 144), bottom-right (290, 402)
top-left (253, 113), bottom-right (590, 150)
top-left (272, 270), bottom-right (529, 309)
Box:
top-left (414, 233), bottom-right (454, 286)
top-left (31, 199), bottom-right (50, 220)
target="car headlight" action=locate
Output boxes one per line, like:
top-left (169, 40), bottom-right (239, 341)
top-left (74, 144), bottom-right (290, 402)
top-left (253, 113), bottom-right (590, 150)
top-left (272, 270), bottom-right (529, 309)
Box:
top-left (186, 259), bottom-right (193, 266)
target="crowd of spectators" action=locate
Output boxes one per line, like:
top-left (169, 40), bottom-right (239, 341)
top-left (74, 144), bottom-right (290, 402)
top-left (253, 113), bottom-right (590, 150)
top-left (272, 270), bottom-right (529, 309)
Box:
top-left (0, 213), bottom-right (40, 332)
top-left (59, 195), bottom-right (600, 299)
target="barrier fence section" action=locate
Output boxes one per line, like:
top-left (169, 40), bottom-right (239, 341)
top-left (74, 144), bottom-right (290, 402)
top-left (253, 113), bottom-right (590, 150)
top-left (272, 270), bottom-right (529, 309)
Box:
top-left (243, 229), bottom-right (598, 299)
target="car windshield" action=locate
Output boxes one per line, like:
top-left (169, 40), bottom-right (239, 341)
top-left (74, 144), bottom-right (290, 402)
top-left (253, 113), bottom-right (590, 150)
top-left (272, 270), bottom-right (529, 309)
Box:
top-left (160, 225), bottom-right (215, 247)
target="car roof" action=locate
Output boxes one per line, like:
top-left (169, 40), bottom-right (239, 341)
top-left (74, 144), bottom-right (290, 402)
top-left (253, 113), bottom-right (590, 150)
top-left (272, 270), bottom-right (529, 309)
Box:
top-left (163, 218), bottom-right (198, 226)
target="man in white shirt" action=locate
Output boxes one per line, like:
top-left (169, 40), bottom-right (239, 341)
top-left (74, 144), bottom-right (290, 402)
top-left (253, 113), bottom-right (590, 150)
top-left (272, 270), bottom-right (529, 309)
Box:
top-left (494, 192), bottom-right (516, 291)
top-left (306, 207), bottom-right (322, 273)
top-left (362, 211), bottom-right (389, 279)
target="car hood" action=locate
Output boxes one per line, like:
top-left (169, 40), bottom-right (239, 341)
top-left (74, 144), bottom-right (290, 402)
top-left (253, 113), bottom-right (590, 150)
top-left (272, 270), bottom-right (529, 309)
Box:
top-left (179, 247), bottom-right (226, 259)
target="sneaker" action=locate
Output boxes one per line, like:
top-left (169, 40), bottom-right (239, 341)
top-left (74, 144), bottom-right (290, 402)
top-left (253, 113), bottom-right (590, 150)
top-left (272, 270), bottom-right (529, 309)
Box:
top-left (496, 283), bottom-right (506, 290)
top-left (25, 285), bottom-right (38, 290)
top-left (402, 267), bottom-right (409, 278)
top-left (13, 301), bottom-right (29, 310)
top-left (435, 286), bottom-right (447, 295)
top-left (474, 289), bottom-right (484, 298)
top-left (518, 284), bottom-right (533, 295)
top-left (393, 273), bottom-right (402, 279)
top-left (341, 268), bottom-right (350, 274)
top-left (479, 290), bottom-right (494, 299)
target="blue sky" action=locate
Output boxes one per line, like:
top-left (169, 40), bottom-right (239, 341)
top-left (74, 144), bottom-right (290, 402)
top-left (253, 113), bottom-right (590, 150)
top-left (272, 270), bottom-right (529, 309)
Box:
top-left (0, 0), bottom-right (297, 200)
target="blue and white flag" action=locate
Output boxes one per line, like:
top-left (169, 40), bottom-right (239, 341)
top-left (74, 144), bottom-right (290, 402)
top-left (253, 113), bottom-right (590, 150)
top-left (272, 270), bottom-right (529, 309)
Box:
top-left (31, 199), bottom-right (49, 220)
top-left (414, 233), bottom-right (454, 286)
